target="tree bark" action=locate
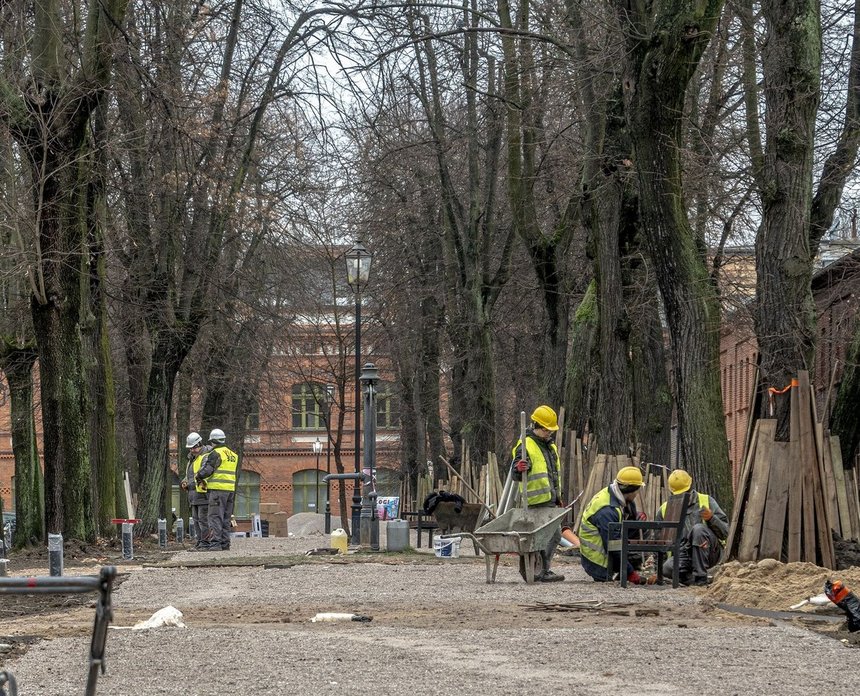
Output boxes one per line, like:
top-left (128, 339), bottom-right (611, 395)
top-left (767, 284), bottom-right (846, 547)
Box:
top-left (616, 0), bottom-right (732, 504)
top-left (0, 346), bottom-right (43, 546)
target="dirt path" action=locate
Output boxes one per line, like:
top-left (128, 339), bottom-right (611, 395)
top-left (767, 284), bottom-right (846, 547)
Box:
top-left (1, 537), bottom-right (858, 695)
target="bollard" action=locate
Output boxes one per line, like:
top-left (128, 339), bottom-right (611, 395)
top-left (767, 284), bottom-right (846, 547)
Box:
top-left (158, 518), bottom-right (167, 549)
top-left (48, 533), bottom-right (63, 577)
top-left (122, 522), bottom-right (134, 560)
top-left (189, 517), bottom-right (197, 540)
top-left (175, 518), bottom-right (185, 543)
top-left (0, 559), bottom-right (8, 576)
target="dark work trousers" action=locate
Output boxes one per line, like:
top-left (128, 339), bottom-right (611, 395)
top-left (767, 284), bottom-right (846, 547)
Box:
top-left (662, 523), bottom-right (722, 579)
top-left (190, 498), bottom-right (209, 546)
top-left (518, 501), bottom-right (562, 579)
top-left (205, 490), bottom-right (235, 550)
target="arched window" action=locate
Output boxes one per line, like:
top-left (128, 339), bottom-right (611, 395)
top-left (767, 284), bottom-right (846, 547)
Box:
top-left (375, 381), bottom-right (399, 430)
top-left (234, 470), bottom-right (261, 519)
top-left (292, 383), bottom-right (327, 430)
top-left (293, 468), bottom-right (327, 514)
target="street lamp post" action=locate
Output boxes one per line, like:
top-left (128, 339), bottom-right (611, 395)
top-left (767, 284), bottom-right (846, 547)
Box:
top-left (346, 240), bottom-right (372, 545)
top-left (313, 438), bottom-right (322, 516)
top-left (323, 384), bottom-right (334, 534)
top-left (360, 363), bottom-right (380, 551)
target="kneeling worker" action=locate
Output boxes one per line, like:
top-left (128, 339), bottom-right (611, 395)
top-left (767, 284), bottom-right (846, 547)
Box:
top-left (656, 469), bottom-right (728, 586)
top-left (578, 466), bottom-right (648, 585)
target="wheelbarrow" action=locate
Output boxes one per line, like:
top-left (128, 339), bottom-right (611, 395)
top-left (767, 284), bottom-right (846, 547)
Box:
top-left (444, 503), bottom-right (574, 584)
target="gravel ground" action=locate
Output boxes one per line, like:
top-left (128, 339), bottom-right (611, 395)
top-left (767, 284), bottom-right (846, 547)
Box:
top-left (3, 533), bottom-right (859, 695)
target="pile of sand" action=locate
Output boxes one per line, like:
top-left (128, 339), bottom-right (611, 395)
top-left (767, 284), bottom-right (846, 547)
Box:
top-left (706, 558), bottom-right (860, 610)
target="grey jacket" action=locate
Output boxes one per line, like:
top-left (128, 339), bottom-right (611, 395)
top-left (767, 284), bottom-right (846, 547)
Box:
top-left (184, 445), bottom-right (213, 504)
top-left (656, 489), bottom-right (729, 541)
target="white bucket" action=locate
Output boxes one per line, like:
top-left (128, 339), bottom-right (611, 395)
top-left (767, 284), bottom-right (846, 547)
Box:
top-left (433, 536), bottom-right (461, 559)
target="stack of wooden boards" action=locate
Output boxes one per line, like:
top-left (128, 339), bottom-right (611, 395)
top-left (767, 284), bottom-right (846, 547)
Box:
top-left (571, 454), bottom-right (669, 529)
top-left (726, 370), bottom-right (858, 568)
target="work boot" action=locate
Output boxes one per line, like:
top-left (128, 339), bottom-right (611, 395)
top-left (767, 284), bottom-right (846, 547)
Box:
top-left (537, 569), bottom-right (565, 582)
top-left (692, 575), bottom-right (711, 587)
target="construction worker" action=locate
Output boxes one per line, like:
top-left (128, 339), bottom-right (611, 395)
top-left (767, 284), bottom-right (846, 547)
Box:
top-left (578, 466), bottom-right (649, 584)
top-left (180, 432), bottom-right (212, 550)
top-left (657, 469), bottom-right (728, 586)
top-left (511, 405), bottom-right (565, 582)
top-left (195, 428), bottom-right (239, 551)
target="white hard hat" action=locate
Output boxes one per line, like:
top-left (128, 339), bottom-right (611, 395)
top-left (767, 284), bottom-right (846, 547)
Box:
top-left (208, 428), bottom-right (226, 444)
top-left (186, 432), bottom-right (203, 449)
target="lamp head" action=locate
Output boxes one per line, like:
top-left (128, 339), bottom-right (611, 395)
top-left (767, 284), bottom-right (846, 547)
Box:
top-left (345, 240), bottom-right (372, 292)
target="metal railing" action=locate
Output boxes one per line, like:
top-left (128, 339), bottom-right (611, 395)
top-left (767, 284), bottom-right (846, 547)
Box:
top-left (0, 566), bottom-right (116, 696)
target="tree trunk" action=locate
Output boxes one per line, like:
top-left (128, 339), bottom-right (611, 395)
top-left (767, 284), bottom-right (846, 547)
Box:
top-left (1, 346), bottom-right (43, 546)
top-left (831, 319), bottom-right (860, 465)
top-left (617, 0), bottom-right (732, 504)
top-left (565, 281), bottom-right (600, 435)
top-left (176, 368), bottom-right (192, 525)
top-left (754, 0), bottom-right (821, 438)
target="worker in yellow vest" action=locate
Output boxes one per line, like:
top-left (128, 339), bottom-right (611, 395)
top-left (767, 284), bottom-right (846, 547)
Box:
top-left (656, 469), bottom-right (729, 586)
top-left (511, 405), bottom-right (565, 582)
top-left (578, 466), bottom-right (649, 584)
top-left (196, 428), bottom-right (239, 551)
top-left (180, 432), bottom-right (212, 550)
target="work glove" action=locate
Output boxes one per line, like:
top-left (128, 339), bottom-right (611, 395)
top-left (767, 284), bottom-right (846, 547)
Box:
top-left (700, 507), bottom-right (713, 522)
top-left (636, 512), bottom-right (647, 521)
top-left (180, 480), bottom-right (188, 491)
top-left (514, 460), bottom-right (530, 473)
top-left (627, 571), bottom-right (646, 585)
top-left (646, 574), bottom-right (658, 585)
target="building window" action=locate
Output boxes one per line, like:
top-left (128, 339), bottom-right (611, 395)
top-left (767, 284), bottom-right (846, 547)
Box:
top-left (234, 470), bottom-right (261, 519)
top-left (374, 467), bottom-right (401, 497)
top-left (246, 398), bottom-right (260, 431)
top-left (292, 383), bottom-right (326, 429)
top-left (376, 381), bottom-right (399, 430)
top-left (293, 468), bottom-right (326, 514)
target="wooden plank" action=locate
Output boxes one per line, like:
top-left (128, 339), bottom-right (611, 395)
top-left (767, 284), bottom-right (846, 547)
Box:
top-left (850, 467), bottom-right (860, 542)
top-left (574, 454), bottom-right (606, 530)
top-left (726, 420), bottom-right (762, 559)
top-left (830, 435), bottom-right (852, 538)
top-left (738, 420), bottom-right (775, 561)
top-left (759, 441), bottom-right (791, 560)
top-left (819, 432), bottom-right (840, 537)
top-left (787, 380), bottom-right (803, 562)
top-left (798, 371), bottom-right (833, 567)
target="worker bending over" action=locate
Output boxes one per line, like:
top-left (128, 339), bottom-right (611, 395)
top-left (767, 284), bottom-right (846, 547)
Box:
top-left (511, 405), bottom-right (565, 582)
top-left (578, 466), bottom-right (649, 585)
top-left (656, 469), bottom-right (728, 586)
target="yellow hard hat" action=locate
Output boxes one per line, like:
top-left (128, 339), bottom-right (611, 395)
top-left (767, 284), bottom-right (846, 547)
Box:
top-left (615, 466), bottom-right (644, 487)
top-left (668, 469), bottom-right (692, 494)
top-left (530, 405), bottom-right (559, 431)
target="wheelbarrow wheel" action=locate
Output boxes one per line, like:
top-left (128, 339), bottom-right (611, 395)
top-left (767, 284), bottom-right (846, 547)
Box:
top-left (519, 552), bottom-right (544, 583)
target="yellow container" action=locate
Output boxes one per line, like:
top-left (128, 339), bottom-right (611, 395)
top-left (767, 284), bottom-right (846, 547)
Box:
top-left (331, 528), bottom-right (349, 554)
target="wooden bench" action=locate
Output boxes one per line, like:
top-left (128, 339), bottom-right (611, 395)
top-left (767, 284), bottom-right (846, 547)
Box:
top-left (402, 511), bottom-right (439, 549)
top-left (609, 491), bottom-right (690, 588)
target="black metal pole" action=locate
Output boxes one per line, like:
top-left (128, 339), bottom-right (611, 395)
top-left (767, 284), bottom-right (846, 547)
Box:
top-left (315, 446), bottom-right (321, 515)
top-left (325, 426), bottom-right (332, 534)
top-left (351, 293), bottom-right (362, 544)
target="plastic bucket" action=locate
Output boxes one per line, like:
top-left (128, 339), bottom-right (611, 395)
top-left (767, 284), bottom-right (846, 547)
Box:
top-left (386, 519), bottom-right (409, 552)
top-left (331, 528), bottom-right (349, 554)
top-left (433, 536), bottom-right (461, 558)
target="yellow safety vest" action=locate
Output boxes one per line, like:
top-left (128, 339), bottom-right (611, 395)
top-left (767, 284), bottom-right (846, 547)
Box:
top-left (660, 492), bottom-right (726, 546)
top-left (192, 452), bottom-right (209, 494)
top-left (206, 446), bottom-right (239, 492)
top-left (578, 487), bottom-right (621, 570)
top-left (511, 437), bottom-right (560, 506)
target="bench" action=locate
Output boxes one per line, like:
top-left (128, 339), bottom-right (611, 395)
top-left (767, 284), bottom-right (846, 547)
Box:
top-left (402, 511), bottom-right (439, 548)
top-left (0, 566), bottom-right (116, 696)
top-left (609, 491), bottom-right (690, 588)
